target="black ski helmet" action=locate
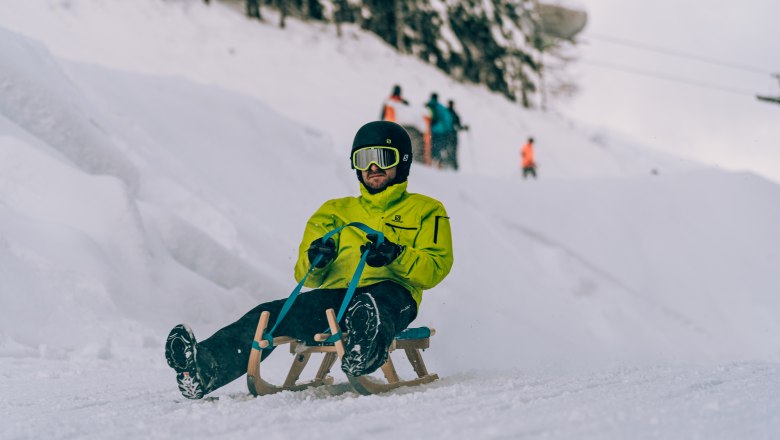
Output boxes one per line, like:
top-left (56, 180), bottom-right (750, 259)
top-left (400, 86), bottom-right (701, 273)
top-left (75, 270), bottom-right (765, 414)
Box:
top-left (351, 121), bottom-right (413, 186)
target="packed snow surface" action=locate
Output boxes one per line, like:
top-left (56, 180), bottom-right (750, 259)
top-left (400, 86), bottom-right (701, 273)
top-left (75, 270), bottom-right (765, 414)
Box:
top-left (0, 1), bottom-right (778, 438)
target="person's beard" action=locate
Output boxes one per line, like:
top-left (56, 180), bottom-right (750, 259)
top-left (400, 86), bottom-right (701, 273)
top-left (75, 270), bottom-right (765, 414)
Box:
top-left (361, 169), bottom-right (392, 194)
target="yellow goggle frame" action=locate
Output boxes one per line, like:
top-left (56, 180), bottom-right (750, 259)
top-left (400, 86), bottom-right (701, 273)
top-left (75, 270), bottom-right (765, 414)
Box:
top-left (352, 146), bottom-right (400, 170)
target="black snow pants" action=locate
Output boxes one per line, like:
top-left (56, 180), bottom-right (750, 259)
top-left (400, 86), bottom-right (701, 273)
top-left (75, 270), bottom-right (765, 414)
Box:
top-left (196, 280), bottom-right (417, 393)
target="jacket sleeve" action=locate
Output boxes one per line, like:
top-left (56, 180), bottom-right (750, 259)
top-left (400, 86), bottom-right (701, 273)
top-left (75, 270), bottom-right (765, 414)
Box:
top-left (294, 201), bottom-right (341, 286)
top-left (388, 202), bottom-right (453, 290)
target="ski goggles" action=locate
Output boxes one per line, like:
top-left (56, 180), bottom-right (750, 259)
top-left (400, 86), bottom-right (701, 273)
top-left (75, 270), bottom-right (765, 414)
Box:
top-left (351, 146), bottom-right (400, 171)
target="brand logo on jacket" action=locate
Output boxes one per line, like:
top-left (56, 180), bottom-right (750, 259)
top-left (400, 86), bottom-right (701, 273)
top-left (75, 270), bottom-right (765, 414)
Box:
top-left (393, 215), bottom-right (402, 223)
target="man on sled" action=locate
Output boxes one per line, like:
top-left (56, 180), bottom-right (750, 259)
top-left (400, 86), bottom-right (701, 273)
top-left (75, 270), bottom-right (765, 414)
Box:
top-left (165, 121), bottom-right (454, 399)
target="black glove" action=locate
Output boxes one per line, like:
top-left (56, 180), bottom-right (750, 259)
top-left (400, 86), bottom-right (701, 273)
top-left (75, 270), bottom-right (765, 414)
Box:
top-left (307, 237), bottom-right (337, 268)
top-left (360, 233), bottom-right (403, 267)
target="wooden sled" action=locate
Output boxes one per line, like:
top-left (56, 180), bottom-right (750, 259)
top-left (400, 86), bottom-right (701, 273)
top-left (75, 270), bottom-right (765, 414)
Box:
top-left (247, 308), bottom-right (438, 396)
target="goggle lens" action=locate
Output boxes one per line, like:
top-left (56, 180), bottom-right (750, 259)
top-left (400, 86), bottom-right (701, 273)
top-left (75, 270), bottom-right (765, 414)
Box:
top-left (352, 147), bottom-right (400, 170)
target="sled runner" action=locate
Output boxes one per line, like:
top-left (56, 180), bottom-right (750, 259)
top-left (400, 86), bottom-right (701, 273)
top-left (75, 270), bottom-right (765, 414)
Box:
top-left (246, 308), bottom-right (438, 396)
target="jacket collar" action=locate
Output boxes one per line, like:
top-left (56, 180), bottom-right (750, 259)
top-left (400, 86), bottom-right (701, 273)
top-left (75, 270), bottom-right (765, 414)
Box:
top-left (359, 181), bottom-right (408, 212)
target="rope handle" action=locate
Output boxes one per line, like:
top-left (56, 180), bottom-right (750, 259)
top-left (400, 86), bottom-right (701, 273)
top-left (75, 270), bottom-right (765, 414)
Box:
top-left (261, 222), bottom-right (383, 349)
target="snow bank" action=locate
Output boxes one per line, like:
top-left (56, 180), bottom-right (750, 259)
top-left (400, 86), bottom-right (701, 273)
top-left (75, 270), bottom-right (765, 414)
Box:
top-left (0, 27), bottom-right (139, 192)
top-left (0, 1), bottom-right (778, 375)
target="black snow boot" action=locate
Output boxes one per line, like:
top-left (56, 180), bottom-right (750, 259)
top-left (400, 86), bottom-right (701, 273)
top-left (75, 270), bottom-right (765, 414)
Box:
top-left (165, 324), bottom-right (207, 399)
top-left (341, 293), bottom-right (389, 377)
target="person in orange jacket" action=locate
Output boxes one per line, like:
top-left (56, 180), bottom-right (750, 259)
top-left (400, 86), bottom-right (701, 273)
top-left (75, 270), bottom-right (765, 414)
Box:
top-left (521, 137), bottom-right (537, 179)
top-left (379, 85), bottom-right (409, 123)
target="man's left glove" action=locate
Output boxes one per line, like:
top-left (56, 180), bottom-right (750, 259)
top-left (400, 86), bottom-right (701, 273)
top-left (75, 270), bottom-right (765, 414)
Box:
top-left (360, 233), bottom-right (404, 267)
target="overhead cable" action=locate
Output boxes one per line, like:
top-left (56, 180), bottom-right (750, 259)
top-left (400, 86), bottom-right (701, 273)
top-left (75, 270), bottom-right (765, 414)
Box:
top-left (586, 33), bottom-right (773, 76)
top-left (579, 58), bottom-right (757, 97)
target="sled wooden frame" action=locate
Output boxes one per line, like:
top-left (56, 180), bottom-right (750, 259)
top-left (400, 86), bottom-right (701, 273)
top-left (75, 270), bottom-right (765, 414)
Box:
top-left (246, 308), bottom-right (439, 396)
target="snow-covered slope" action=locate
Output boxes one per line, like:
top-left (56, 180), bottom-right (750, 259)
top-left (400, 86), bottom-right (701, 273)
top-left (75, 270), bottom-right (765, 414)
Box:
top-left (0, 1), bottom-right (778, 438)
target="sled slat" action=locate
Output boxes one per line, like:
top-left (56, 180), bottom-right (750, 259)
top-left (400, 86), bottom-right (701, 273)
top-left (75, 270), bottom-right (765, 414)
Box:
top-left (394, 338), bottom-right (430, 350)
top-left (259, 336), bottom-right (296, 348)
top-left (283, 352), bottom-right (312, 387)
top-left (314, 331), bottom-right (349, 343)
top-left (380, 357), bottom-right (400, 384)
top-left (315, 352), bottom-right (338, 381)
top-left (405, 348), bottom-right (429, 378)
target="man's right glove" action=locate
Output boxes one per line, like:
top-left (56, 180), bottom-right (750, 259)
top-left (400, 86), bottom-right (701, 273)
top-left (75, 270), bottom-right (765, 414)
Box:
top-left (307, 237), bottom-right (337, 268)
top-left (360, 233), bottom-right (403, 267)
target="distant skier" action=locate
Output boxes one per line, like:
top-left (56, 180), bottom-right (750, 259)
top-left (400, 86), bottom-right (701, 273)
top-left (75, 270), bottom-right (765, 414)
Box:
top-left (380, 85), bottom-right (409, 122)
top-left (165, 121), bottom-right (454, 399)
top-left (426, 93), bottom-right (453, 168)
top-left (521, 137), bottom-right (537, 179)
top-left (246, 0), bottom-right (260, 19)
top-left (444, 100), bottom-right (467, 171)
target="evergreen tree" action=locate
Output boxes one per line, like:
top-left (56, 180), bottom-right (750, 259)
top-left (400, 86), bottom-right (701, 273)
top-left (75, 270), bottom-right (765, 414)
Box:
top-left (264, 0), bottom-right (582, 107)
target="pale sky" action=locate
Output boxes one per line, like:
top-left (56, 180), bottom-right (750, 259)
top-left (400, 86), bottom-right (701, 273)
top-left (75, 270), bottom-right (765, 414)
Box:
top-left (560, 0), bottom-right (780, 183)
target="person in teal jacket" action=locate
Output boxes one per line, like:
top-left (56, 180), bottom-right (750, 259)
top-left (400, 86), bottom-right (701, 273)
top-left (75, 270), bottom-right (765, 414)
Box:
top-left (164, 121), bottom-right (454, 399)
top-left (426, 93), bottom-right (454, 167)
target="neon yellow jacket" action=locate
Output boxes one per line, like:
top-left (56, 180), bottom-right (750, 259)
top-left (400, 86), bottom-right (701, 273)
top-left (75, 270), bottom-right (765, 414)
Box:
top-left (294, 181), bottom-right (453, 307)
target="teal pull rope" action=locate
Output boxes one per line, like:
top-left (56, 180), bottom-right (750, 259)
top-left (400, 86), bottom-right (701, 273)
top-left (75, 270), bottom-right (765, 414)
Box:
top-left (262, 222), bottom-right (383, 349)
top-left (335, 246), bottom-right (371, 322)
top-left (329, 223), bottom-right (383, 323)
